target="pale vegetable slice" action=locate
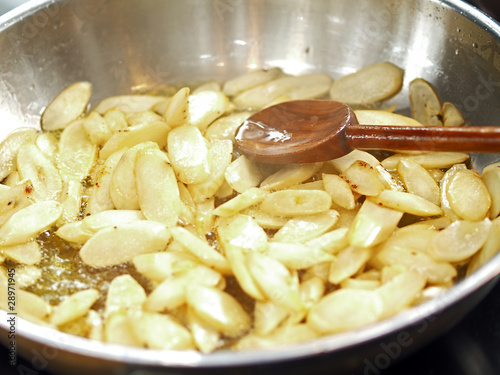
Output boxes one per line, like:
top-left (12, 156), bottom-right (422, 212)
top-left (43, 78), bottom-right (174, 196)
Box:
top-left (305, 227), bottom-right (349, 254)
top-left (272, 210), bottom-right (339, 243)
top-left (0, 127), bottom-right (38, 181)
top-left (177, 182), bottom-right (196, 225)
top-left (1, 241), bottom-right (42, 265)
top-left (413, 286), bottom-right (450, 305)
top-left (222, 67), bottom-right (282, 97)
top-left (329, 150), bottom-right (380, 173)
top-left (322, 173), bottom-right (356, 210)
top-left (409, 78), bottom-right (443, 126)
top-left (186, 284), bottom-right (251, 338)
top-left (205, 111), bottom-right (253, 142)
top-left (217, 214), bottom-right (268, 253)
top-left (41, 82), bottom-right (92, 131)
top-left (340, 160), bottom-right (385, 196)
top-left (240, 206), bottom-right (289, 230)
top-left (354, 110), bottom-right (423, 127)
top-left (104, 108), bottom-right (128, 133)
top-left (132, 251), bottom-right (200, 283)
top-left (164, 87), bottom-right (190, 127)
top-left (0, 200), bottom-right (62, 246)
top-left (151, 97), bottom-right (171, 116)
top-left (55, 221), bottom-right (93, 244)
top-left (86, 310), bottom-right (104, 341)
top-left (17, 289), bottom-right (53, 322)
top-left (170, 227), bottom-right (231, 274)
top-left (368, 190), bottom-right (443, 216)
top-left (467, 217), bottom-right (500, 275)
top-left (375, 270), bottom-right (426, 318)
top-left (0, 179), bottom-right (34, 227)
top-left (215, 180), bottom-right (233, 199)
top-left (193, 81), bottom-right (221, 94)
top-left (187, 307), bottom-right (221, 353)
top-left (128, 110), bottom-right (168, 127)
top-left (370, 245), bottom-right (456, 285)
top-left (260, 190), bottom-right (332, 217)
top-left (265, 242), bottom-right (334, 270)
top-left (408, 216), bottom-right (452, 231)
top-left (104, 275), bottom-right (146, 319)
top-left (187, 140), bottom-right (233, 203)
top-left (482, 161), bottom-right (500, 219)
top-left (51, 289), bottom-right (99, 326)
top-left (135, 148), bottom-right (181, 227)
top-left (59, 180), bottom-right (83, 224)
top-left (440, 163), bottom-right (467, 221)
top-left (95, 95), bottom-right (165, 114)
top-left (82, 210), bottom-right (145, 233)
top-left (86, 148), bottom-right (127, 214)
top-left (397, 158), bottom-right (440, 205)
top-left (99, 120), bottom-right (169, 160)
top-left (288, 180), bottom-right (324, 190)
top-left (340, 278), bottom-right (380, 290)
top-left (233, 74), bottom-right (332, 110)
top-left (187, 90), bottom-right (229, 132)
top-left (130, 312), bottom-right (195, 350)
top-left (300, 276), bottom-right (326, 309)
top-left (225, 155), bottom-right (265, 193)
top-left (234, 324), bottom-right (317, 350)
top-left (79, 220), bottom-right (171, 268)
top-left (381, 225), bottom-right (438, 254)
top-left (307, 288), bottom-right (383, 334)
top-left (104, 312), bottom-right (141, 346)
top-left (329, 246), bottom-right (372, 284)
top-left (381, 152), bottom-right (469, 171)
top-left (442, 102), bottom-right (465, 127)
top-left (253, 301), bottom-right (289, 336)
top-left (220, 245), bottom-right (265, 301)
top-left (82, 111), bottom-right (112, 146)
top-left (17, 143), bottom-right (62, 202)
top-left (127, 110), bottom-right (166, 127)
top-left (213, 187), bottom-right (268, 217)
top-left (167, 125), bottom-right (211, 184)
top-left (260, 163), bottom-right (322, 191)
top-left (348, 200), bottom-right (403, 248)
top-left (329, 62), bottom-right (404, 107)
top-left (428, 219), bottom-right (492, 262)
top-left (247, 253), bottom-right (305, 313)
top-left (110, 142), bottom-right (159, 210)
top-left (144, 265), bottom-right (225, 312)
top-left (446, 169), bottom-right (491, 221)
top-left (263, 94), bottom-right (292, 108)
top-left (375, 165), bottom-right (405, 192)
top-left (195, 197), bottom-right (216, 236)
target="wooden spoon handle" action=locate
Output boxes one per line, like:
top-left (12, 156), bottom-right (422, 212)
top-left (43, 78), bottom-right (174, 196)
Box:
top-left (346, 124), bottom-right (500, 153)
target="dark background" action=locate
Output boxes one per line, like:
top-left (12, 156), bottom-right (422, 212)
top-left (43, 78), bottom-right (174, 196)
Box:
top-left (0, 1), bottom-right (499, 374)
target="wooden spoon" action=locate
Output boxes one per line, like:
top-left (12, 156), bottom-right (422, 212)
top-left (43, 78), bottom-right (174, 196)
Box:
top-left (234, 100), bottom-right (500, 164)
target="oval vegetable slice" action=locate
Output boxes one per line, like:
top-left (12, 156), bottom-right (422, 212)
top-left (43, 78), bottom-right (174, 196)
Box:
top-left (429, 219), bottom-right (492, 262)
top-left (0, 127), bottom-right (38, 181)
top-left (0, 200), bottom-right (62, 246)
top-left (260, 190), bottom-right (332, 217)
top-left (167, 125), bottom-right (211, 184)
top-left (330, 62), bottom-right (404, 107)
top-left (41, 82), bottom-right (92, 131)
top-left (79, 220), bottom-right (171, 268)
top-left (307, 288), bottom-right (383, 334)
top-left (409, 78), bottom-right (442, 126)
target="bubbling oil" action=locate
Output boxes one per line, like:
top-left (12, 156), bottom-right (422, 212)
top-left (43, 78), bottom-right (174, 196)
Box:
top-left (26, 229), bottom-right (152, 311)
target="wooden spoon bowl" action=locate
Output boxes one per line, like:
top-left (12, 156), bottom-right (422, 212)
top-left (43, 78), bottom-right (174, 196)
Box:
top-left (235, 100), bottom-right (500, 164)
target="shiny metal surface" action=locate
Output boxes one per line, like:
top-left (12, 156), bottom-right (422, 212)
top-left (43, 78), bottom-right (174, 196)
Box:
top-left (0, 1), bottom-right (499, 374)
